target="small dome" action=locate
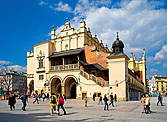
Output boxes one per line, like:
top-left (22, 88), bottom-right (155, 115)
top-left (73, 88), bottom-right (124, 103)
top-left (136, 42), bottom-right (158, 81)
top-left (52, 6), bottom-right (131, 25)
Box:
top-left (112, 39), bottom-right (124, 48)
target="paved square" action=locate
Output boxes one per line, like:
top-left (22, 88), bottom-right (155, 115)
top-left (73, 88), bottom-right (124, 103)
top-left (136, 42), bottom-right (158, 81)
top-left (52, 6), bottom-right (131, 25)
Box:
top-left (0, 97), bottom-right (167, 122)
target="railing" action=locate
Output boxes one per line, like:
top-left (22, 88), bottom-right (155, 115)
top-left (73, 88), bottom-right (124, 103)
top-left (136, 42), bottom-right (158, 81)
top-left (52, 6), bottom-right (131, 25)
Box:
top-left (50, 63), bottom-right (79, 71)
top-left (80, 70), bottom-right (109, 87)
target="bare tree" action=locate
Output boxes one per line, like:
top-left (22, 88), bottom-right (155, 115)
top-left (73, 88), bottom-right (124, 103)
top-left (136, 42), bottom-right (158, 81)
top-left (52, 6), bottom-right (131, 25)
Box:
top-left (0, 63), bottom-right (13, 92)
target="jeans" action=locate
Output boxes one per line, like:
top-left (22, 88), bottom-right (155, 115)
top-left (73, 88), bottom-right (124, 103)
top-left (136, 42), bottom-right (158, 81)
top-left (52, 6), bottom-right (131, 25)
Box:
top-left (104, 102), bottom-right (109, 110)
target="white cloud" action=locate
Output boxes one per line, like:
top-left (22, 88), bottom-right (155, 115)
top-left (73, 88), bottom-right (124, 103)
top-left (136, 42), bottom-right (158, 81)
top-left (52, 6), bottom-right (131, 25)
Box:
top-left (150, 68), bottom-right (158, 73)
top-left (154, 44), bottom-right (167, 60)
top-left (163, 63), bottom-right (167, 68)
top-left (39, 0), bottom-right (47, 6)
top-left (53, 1), bottom-right (72, 13)
top-left (0, 60), bottom-right (11, 64)
top-left (8, 65), bottom-right (27, 72)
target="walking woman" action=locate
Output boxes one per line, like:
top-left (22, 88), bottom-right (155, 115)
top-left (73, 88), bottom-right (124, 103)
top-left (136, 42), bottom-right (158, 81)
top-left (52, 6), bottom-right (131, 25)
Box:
top-left (49, 93), bottom-right (58, 115)
top-left (140, 95), bottom-right (146, 113)
top-left (8, 94), bottom-right (16, 111)
top-left (57, 94), bottom-right (66, 115)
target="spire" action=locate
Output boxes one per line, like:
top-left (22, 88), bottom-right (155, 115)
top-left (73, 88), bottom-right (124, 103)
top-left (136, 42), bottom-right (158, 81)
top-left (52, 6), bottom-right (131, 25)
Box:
top-left (52, 25), bottom-right (55, 29)
top-left (116, 32), bottom-right (119, 40)
top-left (66, 17), bottom-right (69, 22)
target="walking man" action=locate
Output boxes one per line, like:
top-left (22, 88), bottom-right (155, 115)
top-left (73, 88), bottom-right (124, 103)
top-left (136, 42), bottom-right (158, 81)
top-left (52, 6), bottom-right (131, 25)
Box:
top-left (84, 96), bottom-right (88, 107)
top-left (57, 94), bottom-right (66, 115)
top-left (109, 93), bottom-right (114, 107)
top-left (21, 94), bottom-right (28, 111)
top-left (103, 94), bottom-right (109, 111)
top-left (33, 91), bottom-right (39, 104)
top-left (98, 95), bottom-right (103, 105)
top-left (157, 93), bottom-right (164, 106)
top-left (145, 94), bottom-right (151, 114)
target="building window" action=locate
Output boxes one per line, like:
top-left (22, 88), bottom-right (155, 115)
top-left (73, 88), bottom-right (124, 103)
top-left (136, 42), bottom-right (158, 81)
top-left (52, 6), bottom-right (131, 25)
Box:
top-left (116, 84), bottom-right (118, 87)
top-left (39, 59), bottom-right (44, 68)
top-left (39, 75), bottom-right (44, 81)
top-left (65, 44), bottom-right (68, 50)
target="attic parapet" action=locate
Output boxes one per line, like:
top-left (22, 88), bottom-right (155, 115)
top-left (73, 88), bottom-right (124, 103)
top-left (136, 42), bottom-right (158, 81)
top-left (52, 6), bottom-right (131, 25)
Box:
top-left (27, 51), bottom-right (34, 57)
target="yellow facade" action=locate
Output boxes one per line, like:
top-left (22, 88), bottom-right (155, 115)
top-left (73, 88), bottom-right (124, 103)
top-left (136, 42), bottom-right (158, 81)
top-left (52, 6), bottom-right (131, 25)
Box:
top-left (155, 77), bottom-right (167, 94)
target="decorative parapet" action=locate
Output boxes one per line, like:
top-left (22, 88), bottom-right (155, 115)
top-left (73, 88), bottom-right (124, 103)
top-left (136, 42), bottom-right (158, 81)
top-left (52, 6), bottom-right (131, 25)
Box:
top-left (27, 51), bottom-right (34, 57)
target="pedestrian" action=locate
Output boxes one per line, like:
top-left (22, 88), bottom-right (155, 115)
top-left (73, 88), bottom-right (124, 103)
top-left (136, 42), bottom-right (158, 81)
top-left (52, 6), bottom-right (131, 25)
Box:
top-left (8, 94), bottom-right (16, 111)
top-left (109, 93), bottom-right (114, 107)
top-left (157, 93), bottom-right (164, 106)
top-left (63, 94), bottom-right (66, 101)
top-left (21, 94), bottom-right (28, 111)
top-left (140, 94), bottom-right (146, 113)
top-left (57, 94), bottom-right (66, 115)
top-left (145, 94), bottom-right (151, 114)
top-left (93, 93), bottom-right (96, 101)
top-left (98, 95), bottom-right (103, 105)
top-left (84, 96), bottom-right (88, 107)
top-left (114, 94), bottom-right (117, 102)
top-left (103, 94), bottom-right (109, 111)
top-left (33, 92), bottom-right (39, 104)
top-left (47, 93), bottom-right (50, 100)
top-left (49, 93), bottom-right (58, 116)
top-left (42, 93), bottom-right (46, 102)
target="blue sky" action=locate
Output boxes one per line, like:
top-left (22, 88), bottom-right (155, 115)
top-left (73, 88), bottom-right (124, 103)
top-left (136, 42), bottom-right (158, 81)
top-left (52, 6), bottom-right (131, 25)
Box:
top-left (0, 0), bottom-right (167, 78)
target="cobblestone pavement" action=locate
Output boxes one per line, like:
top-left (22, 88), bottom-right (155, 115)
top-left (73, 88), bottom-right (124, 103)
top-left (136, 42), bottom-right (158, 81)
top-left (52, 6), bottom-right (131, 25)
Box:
top-left (0, 97), bottom-right (167, 122)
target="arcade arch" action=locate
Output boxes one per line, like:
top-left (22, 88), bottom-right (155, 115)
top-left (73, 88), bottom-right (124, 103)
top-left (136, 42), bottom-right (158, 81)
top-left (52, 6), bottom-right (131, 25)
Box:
top-left (64, 76), bottom-right (78, 99)
top-left (51, 77), bottom-right (62, 94)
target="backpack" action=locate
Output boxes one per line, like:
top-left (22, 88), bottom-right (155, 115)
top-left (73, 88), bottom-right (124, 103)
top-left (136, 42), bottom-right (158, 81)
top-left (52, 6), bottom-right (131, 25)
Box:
top-left (51, 96), bottom-right (56, 104)
top-left (59, 97), bottom-right (64, 104)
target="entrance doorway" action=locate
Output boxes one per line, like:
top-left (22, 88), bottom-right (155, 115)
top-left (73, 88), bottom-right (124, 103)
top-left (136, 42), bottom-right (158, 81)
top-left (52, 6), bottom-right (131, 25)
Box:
top-left (51, 78), bottom-right (61, 94)
top-left (64, 77), bottom-right (77, 99)
top-left (29, 80), bottom-right (34, 94)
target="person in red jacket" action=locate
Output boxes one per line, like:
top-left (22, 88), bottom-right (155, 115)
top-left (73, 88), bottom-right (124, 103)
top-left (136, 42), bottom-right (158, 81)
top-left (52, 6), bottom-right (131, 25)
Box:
top-left (57, 94), bottom-right (66, 115)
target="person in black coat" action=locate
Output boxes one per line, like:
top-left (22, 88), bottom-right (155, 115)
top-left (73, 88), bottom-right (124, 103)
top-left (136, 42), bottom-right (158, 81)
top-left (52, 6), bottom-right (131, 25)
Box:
top-left (8, 94), bottom-right (16, 111)
top-left (103, 94), bottom-right (109, 111)
top-left (157, 93), bottom-right (164, 106)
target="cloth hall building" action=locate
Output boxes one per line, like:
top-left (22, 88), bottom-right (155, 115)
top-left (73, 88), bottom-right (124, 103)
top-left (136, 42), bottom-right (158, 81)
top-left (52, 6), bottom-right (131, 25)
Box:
top-left (27, 20), bottom-right (146, 101)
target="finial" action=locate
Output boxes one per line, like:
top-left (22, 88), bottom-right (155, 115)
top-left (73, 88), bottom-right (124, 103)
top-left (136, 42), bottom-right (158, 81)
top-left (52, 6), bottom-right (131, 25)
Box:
top-left (66, 17), bottom-right (69, 22)
top-left (116, 32), bottom-right (119, 40)
top-left (101, 40), bottom-right (103, 44)
top-left (131, 52), bottom-right (133, 57)
top-left (52, 25), bottom-right (55, 29)
top-left (95, 34), bottom-right (97, 38)
top-left (105, 44), bottom-right (108, 48)
top-left (143, 48), bottom-right (146, 56)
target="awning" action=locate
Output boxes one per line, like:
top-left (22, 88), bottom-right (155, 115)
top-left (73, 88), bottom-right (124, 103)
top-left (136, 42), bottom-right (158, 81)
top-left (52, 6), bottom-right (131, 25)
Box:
top-left (49, 48), bottom-right (84, 59)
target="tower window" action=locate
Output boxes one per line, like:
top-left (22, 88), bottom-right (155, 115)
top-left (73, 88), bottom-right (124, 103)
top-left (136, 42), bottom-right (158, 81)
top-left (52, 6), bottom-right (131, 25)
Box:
top-left (65, 44), bottom-right (68, 50)
top-left (39, 59), bottom-right (44, 68)
top-left (39, 75), bottom-right (44, 81)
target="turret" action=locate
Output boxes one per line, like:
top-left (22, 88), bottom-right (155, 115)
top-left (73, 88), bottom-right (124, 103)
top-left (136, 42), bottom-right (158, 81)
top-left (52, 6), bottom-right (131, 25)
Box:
top-left (51, 25), bottom-right (56, 40)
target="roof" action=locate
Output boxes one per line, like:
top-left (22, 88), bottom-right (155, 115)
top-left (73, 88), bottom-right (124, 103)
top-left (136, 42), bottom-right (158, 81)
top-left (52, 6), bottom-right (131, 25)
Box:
top-left (155, 77), bottom-right (167, 79)
top-left (49, 48), bottom-right (84, 59)
top-left (107, 52), bottom-right (129, 59)
top-left (80, 61), bottom-right (108, 71)
top-left (7, 72), bottom-right (26, 77)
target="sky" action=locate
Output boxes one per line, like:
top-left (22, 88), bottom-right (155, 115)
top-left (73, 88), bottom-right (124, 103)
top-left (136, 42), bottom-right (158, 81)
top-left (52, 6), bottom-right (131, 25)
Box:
top-left (0, 0), bottom-right (167, 78)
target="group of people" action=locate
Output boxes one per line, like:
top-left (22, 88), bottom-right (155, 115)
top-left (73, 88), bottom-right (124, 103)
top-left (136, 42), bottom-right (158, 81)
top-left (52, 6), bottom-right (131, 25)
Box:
top-left (140, 93), bottom-right (164, 114)
top-left (49, 93), bottom-right (66, 116)
top-left (8, 93), bottom-right (28, 111)
top-left (84, 93), bottom-right (117, 111)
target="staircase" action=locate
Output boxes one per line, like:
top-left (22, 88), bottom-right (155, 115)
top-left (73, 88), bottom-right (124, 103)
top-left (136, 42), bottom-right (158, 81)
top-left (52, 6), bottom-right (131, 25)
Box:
top-left (80, 70), bottom-right (109, 87)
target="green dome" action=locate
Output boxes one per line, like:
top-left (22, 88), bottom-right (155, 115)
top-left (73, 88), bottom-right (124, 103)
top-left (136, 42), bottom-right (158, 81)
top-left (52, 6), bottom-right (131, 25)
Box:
top-left (112, 39), bottom-right (124, 48)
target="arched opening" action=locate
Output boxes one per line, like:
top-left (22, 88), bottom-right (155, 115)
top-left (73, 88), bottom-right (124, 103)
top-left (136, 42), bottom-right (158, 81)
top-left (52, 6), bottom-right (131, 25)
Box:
top-left (29, 80), bottom-right (34, 94)
top-left (64, 77), bottom-right (77, 99)
top-left (51, 78), bottom-right (61, 94)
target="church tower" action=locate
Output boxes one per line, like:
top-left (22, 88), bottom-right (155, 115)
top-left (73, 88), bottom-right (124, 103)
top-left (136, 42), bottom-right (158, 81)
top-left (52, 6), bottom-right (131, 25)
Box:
top-left (107, 32), bottom-right (129, 101)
